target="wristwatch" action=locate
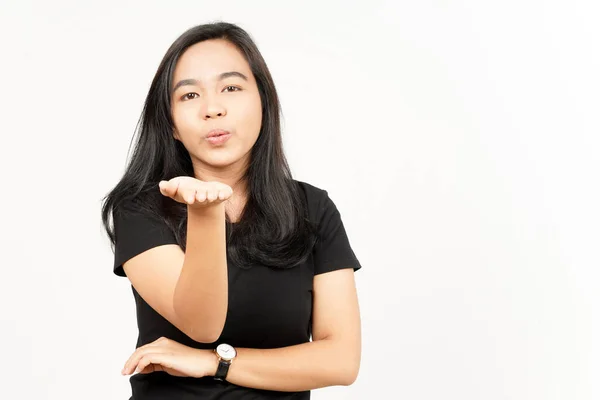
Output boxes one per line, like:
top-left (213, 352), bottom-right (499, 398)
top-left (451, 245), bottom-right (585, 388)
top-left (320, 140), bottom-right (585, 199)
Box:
top-left (214, 343), bottom-right (237, 381)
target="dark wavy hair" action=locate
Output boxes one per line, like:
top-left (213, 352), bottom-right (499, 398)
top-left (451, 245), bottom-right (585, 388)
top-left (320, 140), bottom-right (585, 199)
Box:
top-left (101, 21), bottom-right (318, 269)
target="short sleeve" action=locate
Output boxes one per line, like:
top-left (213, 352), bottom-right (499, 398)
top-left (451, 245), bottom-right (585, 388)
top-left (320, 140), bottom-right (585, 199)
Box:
top-left (112, 200), bottom-right (178, 277)
top-left (313, 190), bottom-right (362, 275)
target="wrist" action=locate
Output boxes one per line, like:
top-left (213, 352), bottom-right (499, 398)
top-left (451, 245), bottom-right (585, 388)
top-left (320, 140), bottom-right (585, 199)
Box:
top-left (188, 202), bottom-right (225, 216)
top-left (213, 343), bottom-right (237, 381)
top-left (187, 204), bottom-right (225, 227)
top-left (201, 349), bottom-right (220, 378)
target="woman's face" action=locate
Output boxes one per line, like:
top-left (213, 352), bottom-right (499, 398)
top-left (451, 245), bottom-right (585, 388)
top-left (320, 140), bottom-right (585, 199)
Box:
top-left (170, 39), bottom-right (262, 172)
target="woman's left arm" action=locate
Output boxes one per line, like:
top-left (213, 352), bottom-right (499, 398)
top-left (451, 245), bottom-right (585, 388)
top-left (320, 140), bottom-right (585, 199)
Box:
top-left (221, 268), bottom-right (361, 391)
top-left (124, 268), bottom-right (361, 392)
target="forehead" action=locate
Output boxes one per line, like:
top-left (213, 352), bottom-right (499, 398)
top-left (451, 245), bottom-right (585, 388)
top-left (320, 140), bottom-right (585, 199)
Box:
top-left (173, 39), bottom-right (252, 81)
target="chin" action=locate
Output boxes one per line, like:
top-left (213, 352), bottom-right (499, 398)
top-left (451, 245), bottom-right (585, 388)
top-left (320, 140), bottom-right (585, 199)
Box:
top-left (201, 152), bottom-right (242, 168)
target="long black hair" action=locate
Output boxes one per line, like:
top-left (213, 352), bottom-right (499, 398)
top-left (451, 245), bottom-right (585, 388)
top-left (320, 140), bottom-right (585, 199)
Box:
top-left (101, 21), bottom-right (318, 269)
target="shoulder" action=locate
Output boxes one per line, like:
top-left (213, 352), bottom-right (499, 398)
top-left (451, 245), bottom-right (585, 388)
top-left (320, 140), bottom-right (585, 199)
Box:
top-left (113, 195), bottom-right (173, 235)
top-left (293, 179), bottom-right (330, 207)
top-left (294, 179), bottom-right (362, 274)
top-left (294, 179), bottom-right (326, 198)
top-left (112, 196), bottom-right (178, 277)
top-left (293, 179), bottom-right (340, 210)
top-left (293, 179), bottom-right (332, 221)
top-left (113, 194), bottom-right (149, 217)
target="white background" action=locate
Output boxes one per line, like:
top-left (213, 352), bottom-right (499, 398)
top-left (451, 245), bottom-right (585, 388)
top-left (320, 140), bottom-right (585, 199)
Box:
top-left (0, 1), bottom-right (598, 399)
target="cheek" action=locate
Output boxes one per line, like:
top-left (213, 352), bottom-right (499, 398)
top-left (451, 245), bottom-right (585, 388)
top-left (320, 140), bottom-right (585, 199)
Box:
top-left (237, 93), bottom-right (262, 135)
top-left (172, 106), bottom-right (205, 146)
top-left (171, 107), bottom-right (192, 136)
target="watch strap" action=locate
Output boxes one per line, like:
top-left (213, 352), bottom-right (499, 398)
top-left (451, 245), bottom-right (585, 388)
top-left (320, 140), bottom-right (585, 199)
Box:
top-left (214, 358), bottom-right (231, 381)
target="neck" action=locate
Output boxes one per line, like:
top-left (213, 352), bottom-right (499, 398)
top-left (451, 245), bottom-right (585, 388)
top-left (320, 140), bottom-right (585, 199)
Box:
top-left (191, 159), bottom-right (249, 199)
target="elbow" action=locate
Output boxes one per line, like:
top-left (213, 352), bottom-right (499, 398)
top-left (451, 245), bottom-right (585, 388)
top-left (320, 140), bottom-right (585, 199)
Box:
top-left (340, 363), bottom-right (360, 386)
top-left (173, 299), bottom-right (226, 343)
top-left (186, 320), bottom-right (225, 344)
top-left (191, 331), bottom-right (222, 344)
top-left (177, 314), bottom-right (225, 343)
top-left (337, 345), bottom-right (361, 386)
top-left (327, 337), bottom-right (361, 386)
top-left (338, 347), bottom-right (360, 386)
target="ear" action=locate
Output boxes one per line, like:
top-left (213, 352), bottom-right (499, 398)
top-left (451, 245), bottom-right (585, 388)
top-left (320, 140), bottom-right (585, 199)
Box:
top-left (173, 129), bottom-right (180, 141)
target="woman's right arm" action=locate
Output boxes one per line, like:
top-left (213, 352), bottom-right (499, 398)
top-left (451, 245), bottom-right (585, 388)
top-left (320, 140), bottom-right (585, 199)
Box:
top-left (122, 178), bottom-right (231, 343)
top-left (173, 204), bottom-right (228, 342)
top-left (122, 203), bottom-right (228, 343)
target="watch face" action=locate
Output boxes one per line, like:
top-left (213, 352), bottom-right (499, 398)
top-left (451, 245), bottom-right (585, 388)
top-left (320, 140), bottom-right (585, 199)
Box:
top-left (216, 343), bottom-right (237, 360)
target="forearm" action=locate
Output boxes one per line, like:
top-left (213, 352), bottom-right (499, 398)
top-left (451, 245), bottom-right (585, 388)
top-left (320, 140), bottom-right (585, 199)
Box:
top-left (173, 205), bottom-right (228, 341)
top-left (210, 339), bottom-right (359, 392)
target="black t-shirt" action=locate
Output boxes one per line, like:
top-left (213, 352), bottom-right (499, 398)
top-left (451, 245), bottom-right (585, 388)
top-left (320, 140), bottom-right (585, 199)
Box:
top-left (112, 180), bottom-right (362, 399)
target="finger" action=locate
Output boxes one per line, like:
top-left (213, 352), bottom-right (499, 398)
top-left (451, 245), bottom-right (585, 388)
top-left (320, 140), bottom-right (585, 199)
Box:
top-left (123, 354), bottom-right (138, 375)
top-left (158, 181), bottom-right (168, 195)
top-left (137, 364), bottom-right (155, 374)
top-left (124, 349), bottom-right (153, 375)
top-left (134, 354), bottom-right (152, 374)
top-left (171, 178), bottom-right (181, 197)
top-left (135, 353), bottom-right (156, 374)
top-left (186, 189), bottom-right (197, 204)
top-left (123, 348), bottom-right (150, 375)
top-left (138, 362), bottom-right (164, 374)
top-left (196, 187), bottom-right (207, 202)
top-left (122, 339), bottom-right (166, 374)
top-left (136, 353), bottom-right (172, 374)
top-left (204, 189), bottom-right (214, 202)
top-left (162, 180), bottom-right (177, 197)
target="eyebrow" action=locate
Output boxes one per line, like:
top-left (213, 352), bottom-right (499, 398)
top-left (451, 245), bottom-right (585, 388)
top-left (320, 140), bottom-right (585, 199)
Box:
top-left (171, 71), bottom-right (249, 94)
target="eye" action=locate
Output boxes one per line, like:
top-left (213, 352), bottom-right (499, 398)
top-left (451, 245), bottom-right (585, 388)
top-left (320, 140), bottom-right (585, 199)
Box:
top-left (223, 85), bottom-right (241, 92)
top-left (181, 93), bottom-right (199, 101)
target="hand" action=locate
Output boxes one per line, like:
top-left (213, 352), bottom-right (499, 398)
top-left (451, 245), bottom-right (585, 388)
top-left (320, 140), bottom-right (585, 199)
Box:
top-left (121, 337), bottom-right (217, 378)
top-left (158, 177), bottom-right (233, 209)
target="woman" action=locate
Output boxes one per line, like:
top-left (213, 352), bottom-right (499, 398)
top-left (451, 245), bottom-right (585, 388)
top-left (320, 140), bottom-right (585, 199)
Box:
top-left (101, 21), bottom-right (362, 399)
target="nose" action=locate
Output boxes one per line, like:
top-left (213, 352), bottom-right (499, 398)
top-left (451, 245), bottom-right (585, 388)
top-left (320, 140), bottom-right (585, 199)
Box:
top-left (202, 96), bottom-right (227, 119)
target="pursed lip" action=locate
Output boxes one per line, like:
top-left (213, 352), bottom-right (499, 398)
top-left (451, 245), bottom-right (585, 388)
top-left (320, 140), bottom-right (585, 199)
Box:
top-left (206, 129), bottom-right (231, 138)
